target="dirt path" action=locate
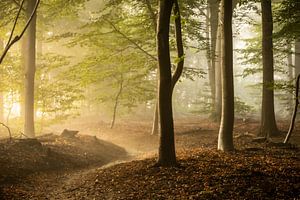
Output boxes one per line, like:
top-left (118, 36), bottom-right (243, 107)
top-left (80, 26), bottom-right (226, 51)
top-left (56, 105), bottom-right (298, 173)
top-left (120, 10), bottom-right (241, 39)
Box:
top-left (3, 158), bottom-right (133, 200)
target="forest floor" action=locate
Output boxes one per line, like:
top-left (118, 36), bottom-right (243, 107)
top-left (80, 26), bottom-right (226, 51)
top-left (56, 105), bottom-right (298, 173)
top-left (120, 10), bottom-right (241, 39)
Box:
top-left (0, 117), bottom-right (299, 199)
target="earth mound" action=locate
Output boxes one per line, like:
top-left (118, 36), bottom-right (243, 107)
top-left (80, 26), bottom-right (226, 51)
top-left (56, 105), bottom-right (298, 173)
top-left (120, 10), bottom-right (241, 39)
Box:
top-left (0, 132), bottom-right (127, 185)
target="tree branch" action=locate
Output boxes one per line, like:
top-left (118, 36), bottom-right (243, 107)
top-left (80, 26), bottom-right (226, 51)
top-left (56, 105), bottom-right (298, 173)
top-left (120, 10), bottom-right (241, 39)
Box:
top-left (0, 0), bottom-right (40, 64)
top-left (284, 74), bottom-right (300, 143)
top-left (11, 0), bottom-right (26, 11)
top-left (171, 0), bottom-right (184, 90)
top-left (0, 122), bottom-right (12, 141)
top-left (104, 19), bottom-right (157, 61)
top-left (6, 0), bottom-right (25, 47)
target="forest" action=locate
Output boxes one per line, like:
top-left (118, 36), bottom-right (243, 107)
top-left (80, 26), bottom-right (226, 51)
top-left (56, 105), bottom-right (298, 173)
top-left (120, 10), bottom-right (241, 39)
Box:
top-left (0, 0), bottom-right (299, 199)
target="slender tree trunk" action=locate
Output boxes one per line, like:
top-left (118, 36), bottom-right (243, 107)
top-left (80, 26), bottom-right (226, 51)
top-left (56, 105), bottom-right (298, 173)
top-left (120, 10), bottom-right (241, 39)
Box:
top-left (0, 38), bottom-right (4, 122)
top-left (208, 0), bottom-right (220, 120)
top-left (287, 42), bottom-right (293, 81)
top-left (0, 93), bottom-right (4, 123)
top-left (111, 76), bottom-right (123, 129)
top-left (156, 0), bottom-right (176, 166)
top-left (171, 0), bottom-right (184, 90)
top-left (151, 102), bottom-right (159, 135)
top-left (23, 0), bottom-right (37, 138)
top-left (20, 39), bottom-right (25, 121)
top-left (284, 74), bottom-right (300, 144)
top-left (215, 4), bottom-right (222, 122)
top-left (287, 42), bottom-right (294, 114)
top-left (295, 39), bottom-right (300, 78)
top-left (217, 0), bottom-right (234, 151)
top-left (35, 36), bottom-right (43, 124)
top-left (205, 5), bottom-right (215, 117)
top-left (6, 92), bottom-right (14, 126)
top-left (145, 0), bottom-right (160, 136)
top-left (259, 0), bottom-right (279, 138)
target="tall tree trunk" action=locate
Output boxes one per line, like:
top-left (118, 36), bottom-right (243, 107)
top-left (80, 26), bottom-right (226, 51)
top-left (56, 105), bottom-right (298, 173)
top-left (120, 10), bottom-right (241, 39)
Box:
top-left (171, 0), bottom-right (184, 90)
top-left (287, 42), bottom-right (294, 115)
top-left (217, 0), bottom-right (234, 151)
top-left (295, 39), bottom-right (300, 78)
top-left (214, 2), bottom-right (222, 122)
top-left (151, 102), bottom-right (159, 135)
top-left (23, 0), bottom-right (37, 138)
top-left (205, 5), bottom-right (215, 118)
top-left (157, 0), bottom-right (176, 166)
top-left (259, 0), bottom-right (279, 138)
top-left (145, 0), bottom-right (160, 136)
top-left (0, 93), bottom-right (4, 123)
top-left (0, 38), bottom-right (4, 122)
top-left (20, 39), bottom-right (25, 121)
top-left (208, 0), bottom-right (220, 120)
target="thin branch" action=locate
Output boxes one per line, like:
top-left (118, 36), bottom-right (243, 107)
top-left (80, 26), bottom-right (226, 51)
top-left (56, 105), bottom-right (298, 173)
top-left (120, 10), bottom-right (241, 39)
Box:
top-left (0, 0), bottom-right (40, 64)
top-left (20, 131), bottom-right (28, 138)
top-left (104, 19), bottom-right (157, 61)
top-left (0, 122), bottom-right (12, 141)
top-left (11, 0), bottom-right (26, 11)
top-left (284, 74), bottom-right (300, 144)
top-left (171, 0), bottom-right (185, 90)
top-left (6, 0), bottom-right (25, 47)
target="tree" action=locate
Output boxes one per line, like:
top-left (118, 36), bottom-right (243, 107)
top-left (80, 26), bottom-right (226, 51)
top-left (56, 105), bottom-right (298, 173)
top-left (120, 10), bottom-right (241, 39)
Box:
top-left (259, 0), bottom-right (279, 138)
top-left (22, 0), bottom-right (38, 138)
top-left (0, 38), bottom-right (4, 122)
top-left (217, 0), bottom-right (234, 151)
top-left (208, 0), bottom-right (220, 120)
top-left (157, 0), bottom-right (186, 166)
top-left (296, 40), bottom-right (300, 77)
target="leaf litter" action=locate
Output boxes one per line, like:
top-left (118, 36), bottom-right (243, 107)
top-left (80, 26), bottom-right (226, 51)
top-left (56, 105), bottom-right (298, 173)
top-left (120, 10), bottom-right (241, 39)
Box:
top-left (0, 118), bottom-right (299, 199)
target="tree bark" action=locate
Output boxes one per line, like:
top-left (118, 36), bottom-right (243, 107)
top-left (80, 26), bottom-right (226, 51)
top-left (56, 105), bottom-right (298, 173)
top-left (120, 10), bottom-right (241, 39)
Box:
top-left (20, 39), bottom-right (25, 122)
top-left (205, 5), bottom-right (215, 117)
top-left (287, 42), bottom-right (294, 115)
top-left (171, 0), bottom-right (184, 91)
top-left (0, 38), bottom-right (4, 122)
top-left (215, 25), bottom-right (222, 122)
top-left (0, 92), bottom-right (4, 123)
top-left (144, 0), bottom-right (160, 136)
top-left (156, 0), bottom-right (176, 166)
top-left (208, 0), bottom-right (220, 120)
top-left (259, 0), bottom-right (279, 138)
top-left (284, 74), bottom-right (300, 144)
top-left (151, 102), bottom-right (159, 135)
top-left (217, 0), bottom-right (234, 151)
top-left (111, 75), bottom-right (123, 129)
top-left (23, 0), bottom-right (37, 138)
top-left (214, 1), bottom-right (222, 122)
top-left (295, 39), bottom-right (300, 78)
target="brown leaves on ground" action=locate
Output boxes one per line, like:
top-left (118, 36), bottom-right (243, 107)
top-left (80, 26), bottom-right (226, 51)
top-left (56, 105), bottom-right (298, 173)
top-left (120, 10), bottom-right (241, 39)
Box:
top-left (0, 133), bottom-right (127, 187)
top-left (0, 118), bottom-right (299, 199)
top-left (55, 147), bottom-right (298, 200)
top-left (3, 146), bottom-right (299, 200)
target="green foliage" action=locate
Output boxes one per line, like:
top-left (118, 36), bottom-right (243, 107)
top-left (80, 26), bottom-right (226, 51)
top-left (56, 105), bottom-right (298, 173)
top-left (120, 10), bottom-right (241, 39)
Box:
top-left (188, 83), bottom-right (213, 115)
top-left (35, 53), bottom-right (84, 125)
top-left (234, 97), bottom-right (254, 117)
top-left (274, 0), bottom-right (300, 41)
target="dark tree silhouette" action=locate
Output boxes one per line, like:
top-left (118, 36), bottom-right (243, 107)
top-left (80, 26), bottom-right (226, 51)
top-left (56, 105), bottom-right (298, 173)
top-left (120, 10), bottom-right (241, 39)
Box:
top-left (259, 0), bottom-right (279, 138)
